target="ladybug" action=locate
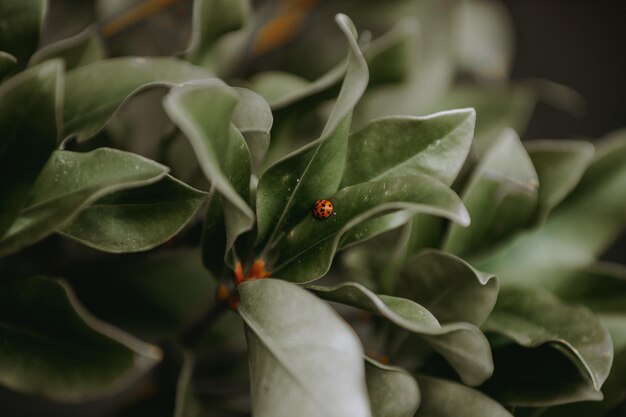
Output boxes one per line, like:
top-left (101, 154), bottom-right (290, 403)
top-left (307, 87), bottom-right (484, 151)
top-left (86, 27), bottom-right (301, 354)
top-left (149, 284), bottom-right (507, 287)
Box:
top-left (312, 199), bottom-right (333, 220)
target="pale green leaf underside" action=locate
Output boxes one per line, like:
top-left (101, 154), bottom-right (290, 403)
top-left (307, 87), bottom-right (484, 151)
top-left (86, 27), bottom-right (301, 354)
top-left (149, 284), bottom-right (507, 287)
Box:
top-left (238, 279), bottom-right (372, 417)
top-left (365, 357), bottom-right (420, 417)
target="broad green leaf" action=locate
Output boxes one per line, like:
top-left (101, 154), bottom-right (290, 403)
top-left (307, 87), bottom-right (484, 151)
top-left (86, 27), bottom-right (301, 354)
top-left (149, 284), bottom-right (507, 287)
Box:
top-left (0, 51), bottom-right (17, 79)
top-left (64, 57), bottom-right (212, 140)
top-left (0, 148), bottom-right (168, 256)
top-left (271, 174), bottom-right (470, 283)
top-left (231, 87), bottom-right (273, 169)
top-left (415, 376), bottom-right (513, 417)
top-left (70, 249), bottom-right (214, 341)
top-left (525, 140), bottom-right (594, 224)
top-left (365, 357), bottom-right (420, 417)
top-left (255, 14), bottom-right (369, 249)
top-left (0, 60), bottom-right (62, 238)
top-left (0, 0), bottom-right (46, 69)
top-left (540, 264), bottom-right (626, 416)
top-left (0, 276), bottom-right (160, 401)
top-left (308, 282), bottom-right (493, 386)
top-left (482, 286), bottom-right (613, 396)
top-left (444, 129), bottom-right (538, 257)
top-left (474, 130), bottom-right (626, 288)
top-left (60, 175), bottom-right (208, 253)
top-left (397, 249), bottom-right (498, 326)
top-left (339, 210), bottom-right (415, 251)
top-left (164, 81), bottom-right (253, 268)
top-left (403, 214), bottom-right (447, 258)
top-left (187, 0), bottom-right (248, 66)
top-left (341, 109), bottom-right (476, 188)
top-left (483, 343), bottom-right (604, 406)
top-left (238, 279), bottom-right (372, 417)
top-left (29, 26), bottom-right (104, 70)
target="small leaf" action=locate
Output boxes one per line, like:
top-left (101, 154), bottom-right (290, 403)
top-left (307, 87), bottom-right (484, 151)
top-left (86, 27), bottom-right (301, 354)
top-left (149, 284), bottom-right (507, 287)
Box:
top-left (164, 81), bottom-right (253, 268)
top-left (71, 249), bottom-right (214, 341)
top-left (483, 343), bottom-right (604, 406)
top-left (443, 128), bottom-right (538, 256)
top-left (0, 276), bottom-right (160, 401)
top-left (0, 148), bottom-right (168, 256)
top-left (365, 357), bottom-right (420, 417)
top-left (238, 279), bottom-right (372, 417)
top-left (482, 286), bottom-right (613, 397)
top-left (29, 26), bottom-right (105, 70)
top-left (0, 0), bottom-right (46, 69)
top-left (525, 139), bottom-right (595, 224)
top-left (271, 174), bottom-right (470, 283)
top-left (231, 87), bottom-right (273, 169)
top-left (187, 0), bottom-right (248, 66)
top-left (0, 60), bottom-right (62, 238)
top-left (64, 57), bottom-right (212, 140)
top-left (474, 130), bottom-right (626, 288)
top-left (60, 175), bottom-right (208, 253)
top-left (341, 109), bottom-right (476, 188)
top-left (249, 71), bottom-right (311, 106)
top-left (308, 282), bottom-right (493, 386)
top-left (397, 249), bottom-right (498, 326)
top-left (255, 14), bottom-right (369, 250)
top-left (415, 376), bottom-right (513, 417)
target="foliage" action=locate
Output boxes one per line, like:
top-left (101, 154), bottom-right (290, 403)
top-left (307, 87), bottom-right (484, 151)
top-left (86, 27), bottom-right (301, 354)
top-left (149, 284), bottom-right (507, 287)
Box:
top-left (1, 0), bottom-right (625, 416)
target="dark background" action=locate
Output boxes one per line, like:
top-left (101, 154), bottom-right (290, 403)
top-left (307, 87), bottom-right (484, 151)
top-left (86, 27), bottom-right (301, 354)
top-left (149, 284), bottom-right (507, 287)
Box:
top-left (502, 0), bottom-right (626, 264)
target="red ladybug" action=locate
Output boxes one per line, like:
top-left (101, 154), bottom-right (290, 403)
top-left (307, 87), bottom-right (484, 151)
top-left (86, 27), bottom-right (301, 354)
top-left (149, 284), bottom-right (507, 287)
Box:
top-left (312, 199), bottom-right (333, 220)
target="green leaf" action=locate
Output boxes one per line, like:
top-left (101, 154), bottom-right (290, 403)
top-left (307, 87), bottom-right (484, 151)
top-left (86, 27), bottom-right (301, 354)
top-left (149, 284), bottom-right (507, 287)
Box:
top-left (525, 140), bottom-right (595, 224)
top-left (0, 276), bottom-right (160, 401)
top-left (365, 18), bottom-right (417, 86)
top-left (483, 343), bottom-right (604, 406)
top-left (415, 376), bottom-right (513, 417)
top-left (0, 60), bottom-right (62, 238)
top-left (249, 71), bottom-right (311, 106)
top-left (453, 0), bottom-right (514, 80)
top-left (255, 14), bottom-right (369, 250)
top-left (164, 81), bottom-right (253, 268)
top-left (443, 129), bottom-right (538, 257)
top-left (60, 175), bottom-right (208, 253)
top-left (341, 109), bottom-right (476, 188)
top-left (308, 282), bottom-right (493, 386)
top-left (365, 357), bottom-right (420, 417)
top-left (271, 174), bottom-right (470, 283)
top-left (0, 148), bottom-right (168, 256)
top-left (0, 0), bottom-right (46, 69)
top-left (29, 26), bottom-right (104, 70)
top-left (338, 210), bottom-right (415, 251)
top-left (187, 0), bottom-right (248, 66)
top-left (231, 87), bottom-right (273, 169)
top-left (71, 249), bottom-right (214, 341)
top-left (0, 51), bottom-right (17, 79)
top-left (482, 286), bottom-right (613, 398)
top-left (64, 57), bottom-right (212, 140)
top-left (539, 264), bottom-right (626, 416)
top-left (474, 130), bottom-right (626, 288)
top-left (397, 249), bottom-right (498, 326)
top-left (238, 279), bottom-right (372, 417)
